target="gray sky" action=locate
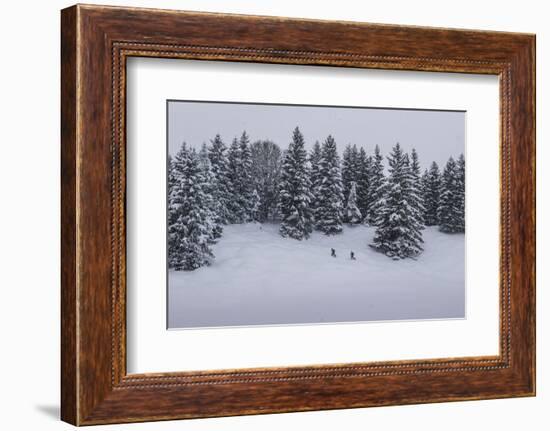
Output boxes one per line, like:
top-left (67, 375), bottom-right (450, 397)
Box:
top-left (168, 101), bottom-right (465, 170)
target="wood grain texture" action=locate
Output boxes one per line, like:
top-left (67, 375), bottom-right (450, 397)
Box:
top-left (60, 4), bottom-right (536, 425)
top-left (60, 5), bottom-right (78, 425)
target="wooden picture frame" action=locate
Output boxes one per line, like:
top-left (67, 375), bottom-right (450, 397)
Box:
top-left (61, 4), bottom-right (535, 425)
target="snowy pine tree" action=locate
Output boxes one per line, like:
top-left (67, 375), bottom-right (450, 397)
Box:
top-left (408, 148), bottom-right (425, 226)
top-left (316, 135), bottom-right (345, 234)
top-left (168, 148), bottom-right (185, 269)
top-left (226, 132), bottom-right (256, 223)
top-left (167, 154), bottom-right (176, 207)
top-left (457, 153), bottom-right (466, 232)
top-left (370, 143), bottom-right (424, 259)
top-left (250, 140), bottom-right (282, 222)
top-left (342, 144), bottom-right (352, 198)
top-left (438, 157), bottom-right (463, 233)
top-left (237, 131), bottom-right (255, 222)
top-left (250, 188), bottom-right (261, 222)
top-left (167, 155), bottom-right (178, 267)
top-left (422, 161), bottom-right (441, 226)
top-left (345, 181), bottom-right (362, 225)
top-left (198, 143), bottom-right (223, 241)
top-left (350, 144), bottom-right (360, 184)
top-left (168, 143), bottom-right (214, 270)
top-left (278, 127), bottom-right (314, 240)
top-left (356, 148), bottom-right (372, 221)
top-left (309, 140), bottom-right (323, 224)
top-left (342, 144), bottom-right (359, 200)
top-left (421, 168), bottom-right (430, 221)
top-left (366, 145), bottom-right (386, 225)
top-left (207, 134), bottom-right (232, 225)
top-left (227, 137), bottom-right (244, 223)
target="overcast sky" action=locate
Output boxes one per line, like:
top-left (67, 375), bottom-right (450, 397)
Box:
top-left (168, 100), bottom-right (465, 170)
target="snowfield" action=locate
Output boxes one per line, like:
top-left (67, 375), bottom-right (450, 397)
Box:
top-left (168, 223), bottom-right (465, 329)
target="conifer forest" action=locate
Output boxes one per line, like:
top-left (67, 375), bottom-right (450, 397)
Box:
top-left (168, 126), bottom-right (465, 271)
top-left (167, 104), bottom-right (466, 328)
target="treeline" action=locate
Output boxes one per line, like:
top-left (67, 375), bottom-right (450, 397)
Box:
top-left (168, 126), bottom-right (465, 270)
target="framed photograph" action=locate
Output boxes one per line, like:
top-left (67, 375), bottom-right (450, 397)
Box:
top-left (61, 4), bottom-right (536, 425)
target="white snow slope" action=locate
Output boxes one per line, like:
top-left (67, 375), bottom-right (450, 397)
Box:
top-left (168, 223), bottom-right (465, 328)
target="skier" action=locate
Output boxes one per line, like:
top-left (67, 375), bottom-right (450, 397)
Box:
top-left (350, 251), bottom-right (356, 260)
top-left (331, 248), bottom-right (336, 258)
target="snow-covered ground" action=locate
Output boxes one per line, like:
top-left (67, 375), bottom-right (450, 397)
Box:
top-left (168, 223), bottom-right (465, 328)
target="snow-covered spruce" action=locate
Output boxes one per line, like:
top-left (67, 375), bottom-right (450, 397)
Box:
top-left (342, 143), bottom-right (360, 201)
top-left (341, 144), bottom-right (352, 199)
top-left (236, 131), bottom-right (255, 222)
top-left (316, 135), bottom-right (345, 234)
top-left (356, 147), bottom-right (372, 222)
top-left (250, 139), bottom-right (282, 222)
top-left (226, 132), bottom-right (256, 224)
top-left (345, 181), bottom-right (363, 225)
top-left (457, 153), bottom-right (466, 232)
top-left (421, 165), bottom-right (434, 226)
top-left (226, 137), bottom-right (241, 223)
top-left (250, 188), bottom-right (261, 222)
top-left (226, 135), bottom-right (253, 223)
top-left (408, 148), bottom-right (426, 227)
top-left (167, 154), bottom-right (175, 210)
top-left (422, 161), bottom-right (442, 226)
top-left (167, 152), bottom-right (180, 268)
top-left (370, 143), bottom-right (424, 259)
top-left (198, 144), bottom-right (223, 241)
top-left (278, 127), bottom-right (314, 240)
top-left (207, 134), bottom-right (232, 225)
top-left (438, 156), bottom-right (463, 233)
top-left (365, 144), bottom-right (386, 226)
top-left (309, 140), bottom-right (323, 223)
top-left (167, 155), bottom-right (177, 265)
top-left (168, 143), bottom-right (214, 270)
